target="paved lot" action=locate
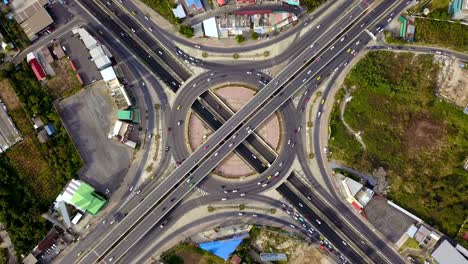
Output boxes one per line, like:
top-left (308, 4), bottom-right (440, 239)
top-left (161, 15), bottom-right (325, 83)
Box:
top-left (60, 30), bottom-right (102, 85)
top-left (47, 1), bottom-right (75, 27)
top-left (57, 82), bottom-right (132, 193)
top-left (364, 196), bottom-right (416, 243)
top-left (0, 105), bottom-right (22, 152)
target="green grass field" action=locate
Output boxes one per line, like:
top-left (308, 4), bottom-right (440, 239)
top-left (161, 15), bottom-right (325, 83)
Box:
top-left (329, 51), bottom-right (468, 245)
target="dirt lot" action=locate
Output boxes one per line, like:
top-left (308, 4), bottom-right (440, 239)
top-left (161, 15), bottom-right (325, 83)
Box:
top-left (47, 58), bottom-right (82, 98)
top-left (404, 114), bottom-right (446, 151)
top-left (253, 229), bottom-right (333, 264)
top-left (436, 56), bottom-right (468, 107)
top-left (0, 79), bottom-right (21, 110)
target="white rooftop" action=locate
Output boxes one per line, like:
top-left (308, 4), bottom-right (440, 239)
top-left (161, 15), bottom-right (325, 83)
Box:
top-left (344, 177), bottom-right (363, 197)
top-left (432, 240), bottom-right (468, 264)
top-left (203, 17), bottom-right (219, 38)
top-left (172, 4), bottom-right (186, 19)
top-left (100, 67), bottom-right (117, 82)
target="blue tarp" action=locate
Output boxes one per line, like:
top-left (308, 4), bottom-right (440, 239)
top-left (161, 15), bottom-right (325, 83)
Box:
top-left (199, 236), bottom-right (246, 260)
top-left (45, 124), bottom-right (55, 136)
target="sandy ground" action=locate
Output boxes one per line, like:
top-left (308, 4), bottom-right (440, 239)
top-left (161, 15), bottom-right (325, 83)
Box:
top-left (253, 229), bottom-right (333, 264)
top-left (188, 85), bottom-right (280, 178)
top-left (0, 80), bottom-right (20, 110)
top-left (436, 55), bottom-right (468, 107)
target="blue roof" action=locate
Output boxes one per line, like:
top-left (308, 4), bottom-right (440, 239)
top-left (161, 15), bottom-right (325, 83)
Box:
top-left (199, 236), bottom-right (246, 260)
top-left (45, 124), bottom-right (55, 136)
top-left (184, 0), bottom-right (204, 11)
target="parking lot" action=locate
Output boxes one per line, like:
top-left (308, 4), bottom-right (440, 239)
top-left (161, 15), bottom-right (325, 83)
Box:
top-left (57, 81), bottom-right (132, 193)
top-left (60, 31), bottom-right (102, 85)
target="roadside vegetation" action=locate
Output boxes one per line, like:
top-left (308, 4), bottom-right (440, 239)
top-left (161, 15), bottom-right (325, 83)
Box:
top-left (140, 0), bottom-right (178, 24)
top-left (161, 242), bottom-right (225, 264)
top-left (0, 13), bottom-right (30, 49)
top-left (414, 18), bottom-right (468, 52)
top-left (301, 0), bottom-right (327, 13)
top-left (329, 51), bottom-right (468, 246)
top-left (0, 62), bottom-right (82, 255)
top-left (179, 25), bottom-right (194, 38)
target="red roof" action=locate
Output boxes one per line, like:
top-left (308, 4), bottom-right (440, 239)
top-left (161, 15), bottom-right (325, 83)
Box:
top-left (217, 0), bottom-right (225, 5)
top-left (29, 58), bottom-right (46, 81)
top-left (351, 201), bottom-right (362, 211)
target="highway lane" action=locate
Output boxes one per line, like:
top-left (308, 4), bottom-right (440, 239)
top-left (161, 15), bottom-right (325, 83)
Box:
top-left (82, 0), bottom-right (279, 170)
top-left (170, 71), bottom-right (297, 195)
top-left (116, 194), bottom-right (309, 263)
top-left (99, 0), bottom-right (403, 260)
top-left (75, 1), bottom-right (403, 262)
top-left (109, 0), bottom-right (330, 53)
top-left (277, 183), bottom-right (366, 263)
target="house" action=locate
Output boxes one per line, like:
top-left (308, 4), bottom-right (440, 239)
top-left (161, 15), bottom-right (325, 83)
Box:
top-left (32, 116), bottom-right (44, 129)
top-left (37, 129), bottom-right (49, 143)
top-left (431, 240), bottom-right (468, 264)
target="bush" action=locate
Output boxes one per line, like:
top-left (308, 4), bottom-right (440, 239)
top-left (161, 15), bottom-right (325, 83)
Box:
top-left (179, 25), bottom-right (194, 38)
top-left (263, 51), bottom-right (270, 57)
top-left (202, 52), bottom-right (208, 58)
top-left (235, 35), bottom-right (245, 44)
top-left (307, 121), bottom-right (313, 127)
top-left (308, 153), bottom-right (315, 159)
top-left (208, 206), bottom-right (215, 212)
top-left (270, 208), bottom-right (276, 214)
top-left (301, 0), bottom-right (327, 13)
top-left (239, 204), bottom-right (246, 210)
top-left (141, 0), bottom-right (178, 24)
top-left (414, 18), bottom-right (468, 52)
top-left (233, 54), bottom-right (240, 59)
top-left (251, 32), bottom-right (259, 40)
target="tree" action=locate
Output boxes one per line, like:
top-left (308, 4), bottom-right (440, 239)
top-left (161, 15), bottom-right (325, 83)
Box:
top-left (179, 25), bottom-right (194, 38)
top-left (251, 32), bottom-right (259, 40)
top-left (235, 35), bottom-right (245, 44)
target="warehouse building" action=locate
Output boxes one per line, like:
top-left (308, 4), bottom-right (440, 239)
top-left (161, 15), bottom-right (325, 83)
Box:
top-left (431, 240), bottom-right (468, 264)
top-left (26, 52), bottom-right (47, 81)
top-left (55, 179), bottom-right (107, 216)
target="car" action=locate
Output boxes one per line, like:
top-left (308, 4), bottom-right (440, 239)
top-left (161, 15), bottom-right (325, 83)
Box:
top-left (177, 105), bottom-right (182, 110)
top-left (221, 197), bottom-right (228, 201)
top-left (144, 15), bottom-right (149, 20)
top-left (302, 223), bottom-right (307, 228)
top-left (204, 145), bottom-right (210, 150)
top-left (136, 189), bottom-right (141, 195)
top-left (376, 26), bottom-right (382, 32)
top-left (228, 143), bottom-right (233, 147)
top-left (223, 190), bottom-right (229, 194)
top-left (62, 46), bottom-right (67, 52)
top-left (297, 126), bottom-right (302, 132)
top-left (298, 203), bottom-right (304, 208)
top-left (321, 99), bottom-right (325, 104)
top-left (316, 219), bottom-right (321, 224)
top-left (232, 189), bottom-right (239, 193)
top-left (306, 196), bottom-right (311, 200)
top-left (360, 23), bottom-right (365, 28)
top-left (291, 142), bottom-right (296, 147)
top-left (110, 219), bottom-right (115, 225)
top-left (129, 185), bottom-right (134, 192)
top-left (102, 219), bottom-right (107, 224)
top-left (309, 43), bottom-right (315, 49)
top-left (160, 219), bottom-right (168, 228)
top-left (194, 45), bottom-right (201, 49)
top-left (240, 193), bottom-right (246, 197)
top-left (246, 71), bottom-right (252, 74)
top-left (108, 256), bottom-right (114, 262)
top-left (267, 175), bottom-right (272, 180)
top-left (342, 241), bottom-right (347, 246)
top-left (252, 214), bottom-right (258, 217)
top-left (316, 76), bottom-right (321, 81)
top-left (85, 224), bottom-right (91, 228)
top-left (214, 152), bottom-right (219, 157)
top-left (77, 251), bottom-right (83, 256)
top-left (257, 181), bottom-right (262, 185)
top-left (247, 128), bottom-right (253, 134)
top-left (186, 177), bottom-right (193, 183)
top-left (387, 17), bottom-right (392, 22)
top-left (315, 57), bottom-right (321, 63)
top-left (238, 212), bottom-right (244, 216)
top-left (293, 215), bottom-right (298, 220)
top-left (308, 228), bottom-right (314, 233)
top-left (192, 83), bottom-right (197, 87)
top-left (317, 111), bottom-right (322, 117)
top-left (307, 70), bottom-right (312, 75)
top-left (279, 161), bottom-right (284, 167)
top-left (261, 183), bottom-right (268, 187)
top-left (330, 46), bottom-right (335, 50)
top-left (142, 82), bottom-right (146, 86)
top-left (131, 28), bottom-right (136, 33)
top-left (207, 78), bottom-right (211, 82)
top-left (347, 48), bottom-right (352, 53)
top-left (304, 21), bottom-right (308, 26)
top-left (302, 78), bottom-right (307, 83)
top-left (252, 154), bottom-right (257, 159)
top-left (177, 120), bottom-right (182, 126)
top-left (355, 40), bottom-right (360, 45)
top-left (340, 37), bottom-right (345, 42)
top-left (148, 27), bottom-right (153, 32)
top-left (334, 67), bottom-right (339, 72)
top-left (289, 224), bottom-right (296, 228)
top-left (287, 139), bottom-right (291, 145)
top-left (316, 24), bottom-right (321, 29)
top-left (158, 50), bottom-right (163, 55)
top-left (344, 61), bottom-right (349, 66)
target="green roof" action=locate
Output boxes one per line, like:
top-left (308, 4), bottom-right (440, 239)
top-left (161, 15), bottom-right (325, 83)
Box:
top-left (117, 109), bottom-right (140, 124)
top-left (117, 110), bottom-right (132, 120)
top-left (70, 182), bottom-right (106, 215)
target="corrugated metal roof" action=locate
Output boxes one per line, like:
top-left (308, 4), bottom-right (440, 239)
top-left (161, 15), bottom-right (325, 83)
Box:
top-left (432, 240), bottom-right (468, 264)
top-left (203, 17), bottom-right (219, 38)
top-left (29, 58), bottom-right (46, 80)
top-left (20, 7), bottom-right (53, 40)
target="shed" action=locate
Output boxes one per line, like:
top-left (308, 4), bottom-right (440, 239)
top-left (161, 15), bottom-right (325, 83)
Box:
top-left (100, 67), bottom-right (117, 82)
top-left (37, 129), bottom-right (49, 143)
top-left (45, 124), bottom-right (55, 136)
top-left (32, 116), bottom-right (44, 129)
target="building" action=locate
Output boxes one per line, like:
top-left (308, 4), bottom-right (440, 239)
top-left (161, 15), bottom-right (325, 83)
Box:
top-left (230, 255), bottom-right (241, 264)
top-left (203, 17), bottom-right (219, 38)
top-left (72, 27), bottom-right (98, 50)
top-left (26, 53), bottom-right (46, 81)
top-left (90, 45), bottom-right (112, 70)
top-left (339, 174), bottom-right (374, 212)
top-left (236, 0), bottom-right (256, 5)
top-left (53, 44), bottom-right (65, 59)
top-left (217, 0), bottom-right (226, 6)
top-left (117, 109), bottom-right (140, 124)
top-left (41, 47), bottom-right (54, 64)
top-left (18, 5), bottom-right (53, 41)
top-left (172, 4), bottom-right (187, 19)
top-left (37, 129), bottom-right (49, 143)
top-left (32, 116), bottom-right (44, 129)
top-left (109, 120), bottom-right (137, 148)
top-left (260, 253), bottom-right (288, 261)
top-left (451, 0), bottom-right (468, 20)
top-left (55, 179), bottom-right (107, 216)
top-left (100, 67), bottom-right (117, 82)
top-left (431, 240), bottom-right (468, 264)
top-left (44, 124), bottom-right (55, 136)
top-left (183, 0), bottom-right (205, 15)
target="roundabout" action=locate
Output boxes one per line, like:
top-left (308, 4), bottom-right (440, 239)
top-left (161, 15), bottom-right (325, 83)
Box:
top-left (169, 70), bottom-right (299, 195)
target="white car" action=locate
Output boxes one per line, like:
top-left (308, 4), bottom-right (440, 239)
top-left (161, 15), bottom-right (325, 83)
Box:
top-left (144, 16), bottom-right (149, 20)
top-left (316, 219), bottom-right (321, 225)
top-left (221, 197), bottom-right (227, 201)
top-left (214, 152), bottom-right (219, 157)
top-left (261, 183), bottom-right (268, 188)
top-left (298, 203), bottom-right (304, 208)
top-left (287, 139), bottom-right (291, 145)
top-left (246, 71), bottom-right (252, 74)
top-left (279, 161), bottom-right (284, 167)
top-left (228, 143), bottom-right (233, 147)
top-left (240, 193), bottom-right (246, 197)
top-left (131, 28), bottom-right (136, 33)
top-left (148, 27), bottom-right (153, 32)
top-left (232, 189), bottom-right (239, 193)
top-left (316, 24), bottom-right (321, 29)
top-left (274, 171), bottom-right (280, 177)
top-left (317, 111), bottom-right (322, 118)
top-left (194, 45), bottom-right (201, 49)
top-left (238, 212), bottom-right (244, 216)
